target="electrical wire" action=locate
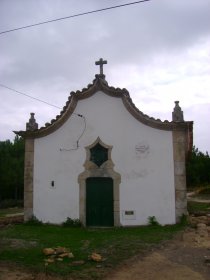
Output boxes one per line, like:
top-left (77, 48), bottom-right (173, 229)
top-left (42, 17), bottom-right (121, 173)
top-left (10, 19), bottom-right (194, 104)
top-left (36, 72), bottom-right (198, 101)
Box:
top-left (0, 82), bottom-right (84, 117)
top-left (60, 115), bottom-right (86, 151)
top-left (0, 0), bottom-right (151, 35)
top-left (0, 82), bottom-right (82, 117)
top-left (0, 83), bottom-right (87, 149)
top-left (0, 83), bottom-right (61, 109)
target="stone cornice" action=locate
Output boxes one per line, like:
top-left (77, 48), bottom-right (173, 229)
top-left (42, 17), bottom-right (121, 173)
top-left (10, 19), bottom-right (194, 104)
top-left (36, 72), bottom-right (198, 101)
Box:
top-left (14, 75), bottom-right (193, 138)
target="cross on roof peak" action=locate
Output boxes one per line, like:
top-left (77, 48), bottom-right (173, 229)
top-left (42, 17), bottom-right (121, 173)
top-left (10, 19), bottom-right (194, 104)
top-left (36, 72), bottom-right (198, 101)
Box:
top-left (95, 58), bottom-right (107, 76)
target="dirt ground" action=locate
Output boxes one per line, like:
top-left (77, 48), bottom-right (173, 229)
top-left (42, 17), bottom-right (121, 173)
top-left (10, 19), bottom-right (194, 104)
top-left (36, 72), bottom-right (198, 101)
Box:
top-left (0, 226), bottom-right (210, 280)
top-left (105, 229), bottom-right (210, 280)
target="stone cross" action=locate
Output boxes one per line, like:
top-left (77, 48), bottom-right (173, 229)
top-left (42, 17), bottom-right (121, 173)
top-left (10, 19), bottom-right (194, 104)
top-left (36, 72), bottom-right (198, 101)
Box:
top-left (95, 58), bottom-right (107, 75)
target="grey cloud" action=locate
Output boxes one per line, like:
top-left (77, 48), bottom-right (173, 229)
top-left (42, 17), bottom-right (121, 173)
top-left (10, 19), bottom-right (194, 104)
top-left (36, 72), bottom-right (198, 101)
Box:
top-left (0, 0), bottom-right (210, 153)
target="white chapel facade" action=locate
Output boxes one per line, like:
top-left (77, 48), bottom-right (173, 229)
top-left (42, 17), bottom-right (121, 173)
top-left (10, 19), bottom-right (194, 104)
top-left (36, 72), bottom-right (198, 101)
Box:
top-left (16, 59), bottom-right (193, 226)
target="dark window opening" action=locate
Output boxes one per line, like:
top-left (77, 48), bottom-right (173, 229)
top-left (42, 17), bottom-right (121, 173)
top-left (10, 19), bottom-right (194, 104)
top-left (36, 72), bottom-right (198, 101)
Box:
top-left (90, 143), bottom-right (108, 167)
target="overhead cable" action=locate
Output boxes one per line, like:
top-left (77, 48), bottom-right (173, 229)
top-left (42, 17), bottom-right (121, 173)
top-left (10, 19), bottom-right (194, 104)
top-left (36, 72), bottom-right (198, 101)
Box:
top-left (0, 0), bottom-right (151, 35)
top-left (0, 83), bottom-right (61, 109)
top-left (0, 83), bottom-right (85, 118)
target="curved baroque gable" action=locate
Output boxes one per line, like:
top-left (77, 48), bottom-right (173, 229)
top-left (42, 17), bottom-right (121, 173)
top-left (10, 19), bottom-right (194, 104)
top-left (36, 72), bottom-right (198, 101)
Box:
top-left (14, 75), bottom-right (192, 138)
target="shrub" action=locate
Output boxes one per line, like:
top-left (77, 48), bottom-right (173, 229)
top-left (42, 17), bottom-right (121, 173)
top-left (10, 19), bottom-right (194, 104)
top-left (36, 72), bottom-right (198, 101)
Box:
top-left (62, 217), bottom-right (82, 227)
top-left (179, 214), bottom-right (188, 226)
top-left (25, 215), bottom-right (43, 225)
top-left (148, 216), bottom-right (160, 226)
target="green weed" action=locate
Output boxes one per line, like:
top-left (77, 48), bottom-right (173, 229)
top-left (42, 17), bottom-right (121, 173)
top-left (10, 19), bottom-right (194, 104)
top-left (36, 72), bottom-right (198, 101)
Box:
top-left (148, 216), bottom-right (161, 226)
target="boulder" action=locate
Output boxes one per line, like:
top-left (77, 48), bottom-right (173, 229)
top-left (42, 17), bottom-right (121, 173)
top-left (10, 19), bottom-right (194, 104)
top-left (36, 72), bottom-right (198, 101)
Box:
top-left (90, 252), bottom-right (102, 262)
top-left (55, 246), bottom-right (68, 254)
top-left (43, 248), bottom-right (55, 256)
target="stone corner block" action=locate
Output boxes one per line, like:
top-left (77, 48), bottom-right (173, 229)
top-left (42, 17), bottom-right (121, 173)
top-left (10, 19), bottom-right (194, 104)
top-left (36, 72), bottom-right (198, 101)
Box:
top-left (24, 208), bottom-right (33, 221)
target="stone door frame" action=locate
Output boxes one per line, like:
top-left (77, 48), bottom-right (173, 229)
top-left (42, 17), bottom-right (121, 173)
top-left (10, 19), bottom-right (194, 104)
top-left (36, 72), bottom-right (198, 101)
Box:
top-left (78, 137), bottom-right (121, 227)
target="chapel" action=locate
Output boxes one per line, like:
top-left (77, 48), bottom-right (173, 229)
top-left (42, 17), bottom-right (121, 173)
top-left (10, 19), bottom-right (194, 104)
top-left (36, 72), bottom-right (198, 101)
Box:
top-left (15, 59), bottom-right (193, 226)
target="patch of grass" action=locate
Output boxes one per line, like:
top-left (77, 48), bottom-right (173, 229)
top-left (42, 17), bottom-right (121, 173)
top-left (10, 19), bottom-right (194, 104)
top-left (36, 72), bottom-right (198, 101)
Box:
top-left (0, 223), bottom-right (184, 279)
top-left (0, 207), bottom-right (23, 218)
top-left (187, 201), bottom-right (210, 214)
top-left (24, 215), bottom-right (44, 225)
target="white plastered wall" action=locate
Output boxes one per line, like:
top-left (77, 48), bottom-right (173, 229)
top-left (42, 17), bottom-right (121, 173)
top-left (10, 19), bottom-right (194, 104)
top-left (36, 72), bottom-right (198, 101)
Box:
top-left (33, 91), bottom-right (175, 225)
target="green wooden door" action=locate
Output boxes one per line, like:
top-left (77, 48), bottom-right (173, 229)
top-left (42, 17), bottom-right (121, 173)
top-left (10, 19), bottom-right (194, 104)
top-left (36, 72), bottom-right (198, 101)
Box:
top-left (86, 177), bottom-right (114, 227)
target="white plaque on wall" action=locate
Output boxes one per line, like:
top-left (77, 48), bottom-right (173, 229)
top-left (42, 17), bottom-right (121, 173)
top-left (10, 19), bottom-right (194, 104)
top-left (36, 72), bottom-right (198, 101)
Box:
top-left (122, 210), bottom-right (136, 220)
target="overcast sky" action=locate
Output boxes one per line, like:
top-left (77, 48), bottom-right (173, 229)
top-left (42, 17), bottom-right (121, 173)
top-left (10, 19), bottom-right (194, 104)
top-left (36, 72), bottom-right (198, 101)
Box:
top-left (0, 0), bottom-right (210, 153)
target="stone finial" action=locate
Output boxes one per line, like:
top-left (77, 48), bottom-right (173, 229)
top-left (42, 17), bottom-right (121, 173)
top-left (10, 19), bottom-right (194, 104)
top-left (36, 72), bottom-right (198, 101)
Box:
top-left (26, 113), bottom-right (38, 131)
top-left (172, 101), bottom-right (184, 122)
